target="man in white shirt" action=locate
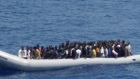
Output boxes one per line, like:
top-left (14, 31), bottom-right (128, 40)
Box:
top-left (18, 46), bottom-right (27, 59)
top-left (100, 46), bottom-right (105, 57)
top-left (27, 47), bottom-right (31, 59)
top-left (76, 48), bottom-right (81, 58)
top-left (125, 42), bottom-right (132, 56)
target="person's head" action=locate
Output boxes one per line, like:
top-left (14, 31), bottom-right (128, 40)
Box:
top-left (122, 40), bottom-right (125, 44)
top-left (124, 41), bottom-right (129, 46)
top-left (66, 40), bottom-right (70, 46)
top-left (36, 44), bottom-right (40, 49)
top-left (41, 46), bottom-right (44, 49)
top-left (117, 39), bottom-right (120, 43)
top-left (127, 41), bottom-right (130, 45)
top-left (46, 47), bottom-right (49, 51)
top-left (33, 47), bottom-right (37, 50)
top-left (21, 46), bottom-right (24, 50)
top-left (54, 46), bottom-right (58, 50)
top-left (29, 47), bottom-right (33, 51)
top-left (26, 46), bottom-right (29, 50)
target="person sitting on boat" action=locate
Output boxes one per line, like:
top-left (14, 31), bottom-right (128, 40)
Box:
top-left (64, 49), bottom-right (69, 58)
top-left (89, 45), bottom-right (93, 57)
top-left (91, 46), bottom-right (96, 57)
top-left (34, 47), bottom-right (41, 59)
top-left (104, 45), bottom-right (108, 57)
top-left (119, 40), bottom-right (125, 57)
top-left (85, 45), bottom-right (89, 57)
top-left (76, 47), bottom-right (82, 58)
top-left (115, 41), bottom-right (121, 57)
top-left (108, 44), bottom-right (113, 57)
top-left (29, 47), bottom-right (35, 59)
top-left (100, 46), bottom-right (105, 57)
top-left (26, 46), bottom-right (31, 59)
top-left (127, 42), bottom-right (132, 55)
top-left (18, 46), bottom-right (27, 59)
top-left (40, 46), bottom-right (45, 59)
top-left (112, 43), bottom-right (118, 57)
top-left (125, 42), bottom-right (132, 57)
top-left (95, 46), bottom-right (100, 57)
top-left (71, 47), bottom-right (76, 58)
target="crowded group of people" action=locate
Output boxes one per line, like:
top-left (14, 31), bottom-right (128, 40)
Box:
top-left (18, 39), bottom-right (132, 59)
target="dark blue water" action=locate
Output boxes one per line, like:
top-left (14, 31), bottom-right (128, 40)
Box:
top-left (0, 0), bottom-right (140, 79)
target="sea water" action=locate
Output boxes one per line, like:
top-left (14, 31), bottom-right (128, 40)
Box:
top-left (0, 0), bottom-right (140, 79)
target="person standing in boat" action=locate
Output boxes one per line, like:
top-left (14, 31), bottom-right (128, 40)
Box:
top-left (18, 46), bottom-right (27, 59)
